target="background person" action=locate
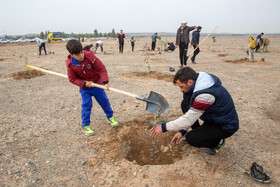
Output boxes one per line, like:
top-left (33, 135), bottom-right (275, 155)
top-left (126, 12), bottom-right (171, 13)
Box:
top-left (36, 38), bottom-right (47, 55)
top-left (164, 42), bottom-right (176, 52)
top-left (151, 33), bottom-right (159, 51)
top-left (255, 32), bottom-right (264, 52)
top-left (130, 37), bottom-right (135, 51)
top-left (117, 30), bottom-right (125, 53)
top-left (190, 26), bottom-right (202, 64)
top-left (150, 67), bottom-right (239, 155)
top-left (176, 22), bottom-right (197, 67)
top-left (95, 40), bottom-right (104, 53)
top-left (261, 37), bottom-right (270, 52)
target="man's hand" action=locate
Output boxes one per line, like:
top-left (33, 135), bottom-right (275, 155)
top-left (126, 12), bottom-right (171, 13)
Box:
top-left (104, 83), bottom-right (110, 91)
top-left (176, 45), bottom-right (178, 48)
top-left (150, 125), bottom-right (163, 138)
top-left (85, 81), bottom-right (94, 88)
top-left (171, 132), bottom-right (183, 145)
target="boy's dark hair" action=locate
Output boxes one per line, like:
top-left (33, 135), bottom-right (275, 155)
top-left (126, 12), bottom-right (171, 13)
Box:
top-left (261, 32), bottom-right (264, 35)
top-left (197, 26), bottom-right (202, 30)
top-left (66, 40), bottom-right (83, 55)
top-left (173, 67), bottom-right (197, 85)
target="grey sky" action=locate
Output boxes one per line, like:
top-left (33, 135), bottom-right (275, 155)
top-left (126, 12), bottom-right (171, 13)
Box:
top-left (1, 0), bottom-right (279, 35)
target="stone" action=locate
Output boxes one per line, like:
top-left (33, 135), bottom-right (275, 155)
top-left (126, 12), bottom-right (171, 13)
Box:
top-left (14, 169), bottom-right (20, 174)
top-left (108, 174), bottom-right (114, 178)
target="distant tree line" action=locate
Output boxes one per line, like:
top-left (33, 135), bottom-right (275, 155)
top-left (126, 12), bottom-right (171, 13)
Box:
top-left (39, 29), bottom-right (117, 39)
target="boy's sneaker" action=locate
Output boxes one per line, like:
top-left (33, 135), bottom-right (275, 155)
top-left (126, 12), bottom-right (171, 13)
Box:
top-left (108, 116), bottom-right (119, 127)
top-left (205, 139), bottom-right (225, 155)
top-left (82, 126), bottom-right (95, 136)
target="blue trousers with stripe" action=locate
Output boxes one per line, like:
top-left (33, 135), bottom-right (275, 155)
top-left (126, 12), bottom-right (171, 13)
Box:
top-left (79, 87), bottom-right (113, 127)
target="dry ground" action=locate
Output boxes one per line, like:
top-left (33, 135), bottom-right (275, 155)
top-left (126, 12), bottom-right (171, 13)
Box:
top-left (0, 35), bottom-right (279, 186)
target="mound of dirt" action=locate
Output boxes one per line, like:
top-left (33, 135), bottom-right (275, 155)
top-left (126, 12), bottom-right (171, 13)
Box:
top-left (11, 70), bottom-right (44, 80)
top-left (224, 58), bottom-right (270, 65)
top-left (88, 117), bottom-right (183, 166)
top-left (218, 54), bottom-right (228, 57)
top-left (122, 71), bottom-right (173, 82)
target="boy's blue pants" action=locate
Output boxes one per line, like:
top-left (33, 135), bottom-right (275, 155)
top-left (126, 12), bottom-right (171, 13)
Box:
top-left (79, 87), bottom-right (113, 127)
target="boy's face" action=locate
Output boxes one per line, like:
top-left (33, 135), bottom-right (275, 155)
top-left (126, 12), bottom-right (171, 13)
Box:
top-left (72, 50), bottom-right (84, 62)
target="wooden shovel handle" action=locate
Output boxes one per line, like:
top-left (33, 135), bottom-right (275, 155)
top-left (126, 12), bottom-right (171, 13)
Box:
top-left (27, 65), bottom-right (138, 99)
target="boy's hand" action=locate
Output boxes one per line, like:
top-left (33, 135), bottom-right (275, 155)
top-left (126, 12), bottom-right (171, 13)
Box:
top-left (104, 83), bottom-right (110, 91)
top-left (150, 125), bottom-right (163, 138)
top-left (85, 81), bottom-right (94, 88)
top-left (171, 132), bottom-right (183, 145)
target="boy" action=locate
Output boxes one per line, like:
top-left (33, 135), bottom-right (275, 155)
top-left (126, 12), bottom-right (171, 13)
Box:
top-left (66, 40), bottom-right (118, 136)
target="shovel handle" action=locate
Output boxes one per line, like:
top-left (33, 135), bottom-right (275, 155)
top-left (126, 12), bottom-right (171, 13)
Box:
top-left (27, 65), bottom-right (138, 99)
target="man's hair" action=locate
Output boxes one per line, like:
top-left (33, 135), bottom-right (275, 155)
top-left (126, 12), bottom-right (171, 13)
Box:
top-left (173, 67), bottom-right (197, 85)
top-left (66, 40), bottom-right (83, 55)
top-left (261, 32), bottom-right (264, 35)
top-left (197, 26), bottom-right (202, 30)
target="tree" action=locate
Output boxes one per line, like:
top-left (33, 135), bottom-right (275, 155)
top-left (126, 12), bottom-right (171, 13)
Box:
top-left (94, 29), bottom-right (98, 37)
top-left (111, 28), bottom-right (116, 37)
top-left (98, 32), bottom-right (103, 37)
top-left (40, 32), bottom-right (44, 39)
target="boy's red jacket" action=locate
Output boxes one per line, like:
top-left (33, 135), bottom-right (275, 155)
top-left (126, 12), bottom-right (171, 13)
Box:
top-left (66, 50), bottom-right (109, 89)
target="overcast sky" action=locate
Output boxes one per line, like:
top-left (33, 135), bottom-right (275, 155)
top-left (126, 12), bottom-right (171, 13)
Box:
top-left (1, 0), bottom-right (279, 35)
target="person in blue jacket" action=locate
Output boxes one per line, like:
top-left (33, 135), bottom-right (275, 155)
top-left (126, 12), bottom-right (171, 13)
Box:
top-left (190, 26), bottom-right (202, 64)
top-left (151, 67), bottom-right (239, 155)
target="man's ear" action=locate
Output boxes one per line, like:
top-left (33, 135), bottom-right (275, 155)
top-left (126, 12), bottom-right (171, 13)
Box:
top-left (188, 80), bottom-right (194, 86)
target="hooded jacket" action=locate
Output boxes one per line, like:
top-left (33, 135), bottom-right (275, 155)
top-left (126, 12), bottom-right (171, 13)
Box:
top-left (163, 72), bottom-right (239, 134)
top-left (66, 49), bottom-right (109, 89)
top-left (184, 73), bottom-right (239, 133)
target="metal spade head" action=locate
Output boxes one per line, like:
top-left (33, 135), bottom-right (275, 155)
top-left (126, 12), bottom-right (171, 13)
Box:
top-left (145, 91), bottom-right (169, 114)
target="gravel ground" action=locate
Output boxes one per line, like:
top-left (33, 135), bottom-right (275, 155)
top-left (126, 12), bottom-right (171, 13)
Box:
top-left (0, 36), bottom-right (279, 186)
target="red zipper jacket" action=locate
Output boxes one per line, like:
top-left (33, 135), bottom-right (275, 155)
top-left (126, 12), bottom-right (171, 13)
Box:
top-left (66, 49), bottom-right (109, 89)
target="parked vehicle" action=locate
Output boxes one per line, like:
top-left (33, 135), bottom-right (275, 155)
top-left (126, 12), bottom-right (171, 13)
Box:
top-left (48, 32), bottom-right (62, 41)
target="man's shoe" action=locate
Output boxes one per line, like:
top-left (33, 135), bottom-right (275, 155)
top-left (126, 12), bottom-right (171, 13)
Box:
top-left (205, 139), bottom-right (225, 155)
top-left (82, 126), bottom-right (95, 136)
top-left (192, 61), bottom-right (197, 64)
top-left (108, 116), bottom-right (119, 127)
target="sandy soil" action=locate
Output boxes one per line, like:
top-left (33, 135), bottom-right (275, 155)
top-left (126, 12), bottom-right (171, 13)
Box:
top-left (0, 35), bottom-right (279, 186)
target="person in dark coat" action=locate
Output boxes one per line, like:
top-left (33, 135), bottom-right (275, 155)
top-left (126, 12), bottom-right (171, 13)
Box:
top-left (151, 67), bottom-right (239, 155)
top-left (190, 26), bottom-right (202, 64)
top-left (176, 22), bottom-right (197, 67)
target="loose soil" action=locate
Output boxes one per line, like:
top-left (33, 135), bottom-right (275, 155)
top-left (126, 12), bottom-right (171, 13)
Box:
top-left (122, 71), bottom-right (174, 82)
top-left (11, 70), bottom-right (45, 80)
top-left (224, 58), bottom-right (271, 65)
top-left (218, 54), bottom-right (228, 57)
top-left (1, 36), bottom-right (279, 186)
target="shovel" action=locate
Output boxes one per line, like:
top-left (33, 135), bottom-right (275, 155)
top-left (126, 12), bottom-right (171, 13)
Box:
top-left (186, 26), bottom-right (218, 62)
top-left (26, 65), bottom-right (169, 114)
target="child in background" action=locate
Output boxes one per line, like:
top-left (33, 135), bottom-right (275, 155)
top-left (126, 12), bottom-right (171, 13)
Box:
top-left (66, 40), bottom-right (119, 136)
top-left (130, 37), bottom-right (135, 51)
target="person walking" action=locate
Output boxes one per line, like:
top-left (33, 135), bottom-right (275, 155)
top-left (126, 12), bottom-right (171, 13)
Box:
top-left (66, 40), bottom-right (119, 136)
top-left (190, 26), bottom-right (202, 64)
top-left (176, 22), bottom-right (197, 67)
top-left (117, 30), bottom-right (125, 53)
top-left (151, 33), bottom-right (159, 51)
top-left (150, 67), bottom-right (239, 155)
top-left (130, 37), bottom-right (135, 51)
top-left (36, 38), bottom-right (47, 55)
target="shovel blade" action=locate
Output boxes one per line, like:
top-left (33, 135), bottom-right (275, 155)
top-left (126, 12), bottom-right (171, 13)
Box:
top-left (146, 91), bottom-right (169, 114)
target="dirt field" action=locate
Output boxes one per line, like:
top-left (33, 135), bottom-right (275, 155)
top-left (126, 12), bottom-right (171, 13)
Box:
top-left (0, 35), bottom-right (279, 186)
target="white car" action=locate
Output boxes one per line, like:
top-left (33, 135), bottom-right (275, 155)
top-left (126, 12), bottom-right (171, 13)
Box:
top-left (0, 39), bottom-right (11, 44)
